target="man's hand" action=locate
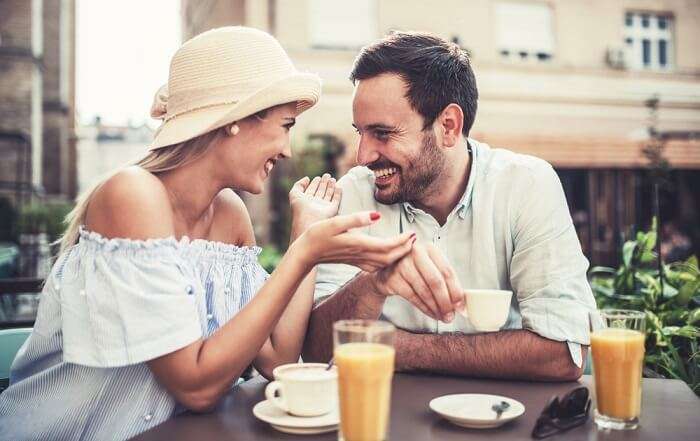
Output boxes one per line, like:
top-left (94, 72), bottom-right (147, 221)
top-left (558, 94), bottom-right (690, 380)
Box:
top-left (369, 242), bottom-right (464, 322)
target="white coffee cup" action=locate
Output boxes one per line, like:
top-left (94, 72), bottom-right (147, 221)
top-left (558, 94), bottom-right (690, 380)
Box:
top-left (457, 289), bottom-right (512, 332)
top-left (264, 362), bottom-right (338, 417)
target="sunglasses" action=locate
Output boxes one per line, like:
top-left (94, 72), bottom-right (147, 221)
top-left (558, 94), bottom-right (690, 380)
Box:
top-left (532, 386), bottom-right (591, 439)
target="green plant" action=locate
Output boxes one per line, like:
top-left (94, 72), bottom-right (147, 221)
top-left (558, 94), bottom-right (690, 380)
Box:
top-left (258, 245), bottom-right (283, 273)
top-left (271, 139), bottom-right (336, 251)
top-left (17, 204), bottom-right (51, 235)
top-left (590, 219), bottom-right (700, 396)
top-left (17, 203), bottom-right (73, 244)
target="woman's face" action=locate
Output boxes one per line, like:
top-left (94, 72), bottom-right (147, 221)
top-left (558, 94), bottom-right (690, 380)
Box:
top-left (213, 102), bottom-right (299, 194)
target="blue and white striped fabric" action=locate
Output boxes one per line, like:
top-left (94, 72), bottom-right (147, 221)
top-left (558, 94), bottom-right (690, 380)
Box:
top-left (0, 227), bottom-right (268, 440)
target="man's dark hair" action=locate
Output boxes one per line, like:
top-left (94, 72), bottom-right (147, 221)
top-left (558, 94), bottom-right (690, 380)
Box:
top-left (350, 31), bottom-right (478, 137)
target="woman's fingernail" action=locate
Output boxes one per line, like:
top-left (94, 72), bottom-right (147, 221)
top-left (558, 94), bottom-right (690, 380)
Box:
top-left (445, 312), bottom-right (455, 322)
top-left (370, 212), bottom-right (381, 221)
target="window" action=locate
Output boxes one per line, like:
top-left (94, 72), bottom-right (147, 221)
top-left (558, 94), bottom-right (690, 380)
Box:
top-left (496, 2), bottom-right (555, 63)
top-left (309, 0), bottom-right (377, 49)
top-left (624, 12), bottom-right (673, 70)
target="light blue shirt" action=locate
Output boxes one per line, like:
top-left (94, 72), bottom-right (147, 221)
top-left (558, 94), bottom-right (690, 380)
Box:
top-left (315, 139), bottom-right (598, 367)
top-left (0, 228), bottom-right (268, 440)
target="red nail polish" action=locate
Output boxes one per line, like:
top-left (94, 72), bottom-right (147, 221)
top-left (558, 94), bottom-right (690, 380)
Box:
top-left (370, 212), bottom-right (381, 221)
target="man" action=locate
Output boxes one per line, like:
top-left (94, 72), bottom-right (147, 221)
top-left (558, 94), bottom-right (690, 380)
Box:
top-left (302, 31), bottom-right (598, 381)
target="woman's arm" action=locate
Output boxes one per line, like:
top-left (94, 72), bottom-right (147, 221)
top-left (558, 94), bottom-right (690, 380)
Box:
top-left (85, 169), bottom-right (305, 411)
top-left (254, 175), bottom-right (341, 376)
top-left (147, 238), bottom-right (313, 412)
top-left (87, 171), bottom-right (413, 412)
top-left (147, 212), bottom-right (413, 412)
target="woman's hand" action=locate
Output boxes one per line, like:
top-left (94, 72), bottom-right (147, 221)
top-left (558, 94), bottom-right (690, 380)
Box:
top-left (289, 174), bottom-right (341, 237)
top-left (294, 211), bottom-right (416, 272)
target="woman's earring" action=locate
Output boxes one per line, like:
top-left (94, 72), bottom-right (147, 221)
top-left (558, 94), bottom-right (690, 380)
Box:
top-left (229, 124), bottom-right (240, 136)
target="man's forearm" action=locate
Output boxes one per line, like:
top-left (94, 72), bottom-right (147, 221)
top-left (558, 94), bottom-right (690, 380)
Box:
top-left (395, 328), bottom-right (585, 382)
top-left (302, 272), bottom-right (385, 362)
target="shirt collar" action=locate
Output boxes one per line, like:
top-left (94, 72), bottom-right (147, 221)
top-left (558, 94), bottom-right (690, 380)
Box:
top-left (402, 202), bottom-right (418, 223)
top-left (401, 140), bottom-right (476, 223)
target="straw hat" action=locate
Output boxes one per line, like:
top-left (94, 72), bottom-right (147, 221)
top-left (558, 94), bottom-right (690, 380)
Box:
top-left (149, 26), bottom-right (321, 150)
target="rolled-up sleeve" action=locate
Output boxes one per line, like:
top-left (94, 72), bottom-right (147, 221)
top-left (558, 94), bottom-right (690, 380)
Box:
top-left (509, 161), bottom-right (598, 367)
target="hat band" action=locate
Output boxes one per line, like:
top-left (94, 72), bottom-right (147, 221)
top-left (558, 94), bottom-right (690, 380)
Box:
top-left (164, 99), bottom-right (239, 122)
top-left (164, 83), bottom-right (252, 121)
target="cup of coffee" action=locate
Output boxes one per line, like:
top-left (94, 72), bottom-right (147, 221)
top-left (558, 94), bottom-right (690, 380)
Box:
top-left (457, 289), bottom-right (512, 332)
top-left (264, 362), bottom-right (338, 417)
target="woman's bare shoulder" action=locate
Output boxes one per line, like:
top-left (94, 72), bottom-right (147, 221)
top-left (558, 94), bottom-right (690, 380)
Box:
top-left (210, 189), bottom-right (256, 247)
top-left (85, 166), bottom-right (176, 240)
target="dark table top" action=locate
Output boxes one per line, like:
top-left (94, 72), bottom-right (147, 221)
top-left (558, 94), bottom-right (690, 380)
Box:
top-left (132, 373), bottom-right (700, 441)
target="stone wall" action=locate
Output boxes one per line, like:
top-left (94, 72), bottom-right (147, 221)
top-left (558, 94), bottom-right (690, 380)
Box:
top-left (0, 0), bottom-right (76, 203)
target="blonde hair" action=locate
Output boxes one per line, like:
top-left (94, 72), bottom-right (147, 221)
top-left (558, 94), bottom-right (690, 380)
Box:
top-left (58, 127), bottom-right (227, 254)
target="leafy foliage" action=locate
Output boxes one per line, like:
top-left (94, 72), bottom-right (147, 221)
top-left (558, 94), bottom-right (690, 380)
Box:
top-left (17, 203), bottom-right (73, 244)
top-left (590, 219), bottom-right (700, 396)
top-left (258, 246), bottom-right (283, 274)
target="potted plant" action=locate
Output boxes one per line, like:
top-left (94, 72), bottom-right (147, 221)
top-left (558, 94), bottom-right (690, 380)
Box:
top-left (589, 219), bottom-right (700, 396)
top-left (16, 203), bottom-right (72, 278)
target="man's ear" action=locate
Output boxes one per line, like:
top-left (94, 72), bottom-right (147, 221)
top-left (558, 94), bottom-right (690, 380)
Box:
top-left (437, 104), bottom-right (464, 148)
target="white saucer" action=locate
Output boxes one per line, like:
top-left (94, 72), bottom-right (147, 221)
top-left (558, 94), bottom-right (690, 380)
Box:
top-left (269, 424), bottom-right (337, 435)
top-left (429, 394), bottom-right (525, 429)
top-left (253, 399), bottom-right (339, 434)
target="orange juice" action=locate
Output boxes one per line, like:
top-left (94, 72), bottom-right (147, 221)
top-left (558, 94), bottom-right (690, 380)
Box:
top-left (591, 328), bottom-right (645, 420)
top-left (335, 342), bottom-right (395, 441)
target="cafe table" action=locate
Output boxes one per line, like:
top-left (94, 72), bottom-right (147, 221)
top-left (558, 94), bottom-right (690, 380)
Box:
top-left (132, 373), bottom-right (700, 441)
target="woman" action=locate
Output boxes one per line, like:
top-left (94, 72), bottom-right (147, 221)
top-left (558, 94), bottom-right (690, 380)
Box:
top-left (0, 27), bottom-right (414, 440)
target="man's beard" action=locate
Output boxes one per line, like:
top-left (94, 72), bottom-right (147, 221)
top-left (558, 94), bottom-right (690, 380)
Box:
top-left (372, 131), bottom-right (445, 205)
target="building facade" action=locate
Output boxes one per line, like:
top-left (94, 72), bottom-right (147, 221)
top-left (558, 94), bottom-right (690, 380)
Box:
top-left (76, 118), bottom-right (154, 194)
top-left (181, 0), bottom-right (700, 264)
top-left (0, 0), bottom-right (77, 205)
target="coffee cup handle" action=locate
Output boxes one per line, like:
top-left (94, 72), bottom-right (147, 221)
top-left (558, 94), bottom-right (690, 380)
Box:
top-left (456, 294), bottom-right (468, 319)
top-left (265, 381), bottom-right (288, 412)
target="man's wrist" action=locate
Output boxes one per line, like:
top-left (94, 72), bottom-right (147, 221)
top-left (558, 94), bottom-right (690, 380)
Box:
top-left (333, 271), bottom-right (388, 321)
top-left (357, 270), bottom-right (388, 299)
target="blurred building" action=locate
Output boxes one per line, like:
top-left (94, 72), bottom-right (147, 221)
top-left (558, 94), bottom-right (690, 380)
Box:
top-left (181, 0), bottom-right (700, 265)
top-left (0, 0), bottom-right (77, 205)
top-left (76, 117), bottom-right (154, 194)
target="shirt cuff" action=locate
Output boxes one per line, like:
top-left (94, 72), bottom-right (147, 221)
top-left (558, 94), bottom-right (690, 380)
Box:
top-left (518, 297), bottom-right (593, 345)
top-left (567, 341), bottom-right (583, 368)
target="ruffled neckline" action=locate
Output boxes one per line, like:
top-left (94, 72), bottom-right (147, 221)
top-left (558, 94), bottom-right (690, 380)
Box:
top-left (78, 226), bottom-right (262, 257)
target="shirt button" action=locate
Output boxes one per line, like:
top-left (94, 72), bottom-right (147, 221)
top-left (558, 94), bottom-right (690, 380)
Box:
top-left (144, 413), bottom-right (153, 422)
top-left (206, 313), bottom-right (214, 321)
top-left (186, 285), bottom-right (194, 295)
top-left (79, 289), bottom-right (86, 297)
top-left (224, 287), bottom-right (231, 294)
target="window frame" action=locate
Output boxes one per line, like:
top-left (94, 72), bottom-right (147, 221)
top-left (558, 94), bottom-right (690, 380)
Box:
top-left (623, 11), bottom-right (674, 72)
top-left (495, 1), bottom-right (556, 64)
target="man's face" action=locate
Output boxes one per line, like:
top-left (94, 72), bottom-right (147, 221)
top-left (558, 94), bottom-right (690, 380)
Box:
top-left (352, 73), bottom-right (445, 205)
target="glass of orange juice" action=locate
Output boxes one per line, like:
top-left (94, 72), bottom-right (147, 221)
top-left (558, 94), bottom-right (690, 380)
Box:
top-left (590, 309), bottom-right (646, 430)
top-left (333, 320), bottom-right (395, 441)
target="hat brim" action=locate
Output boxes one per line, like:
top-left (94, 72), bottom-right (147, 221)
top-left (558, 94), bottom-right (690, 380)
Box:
top-left (149, 72), bottom-right (321, 151)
